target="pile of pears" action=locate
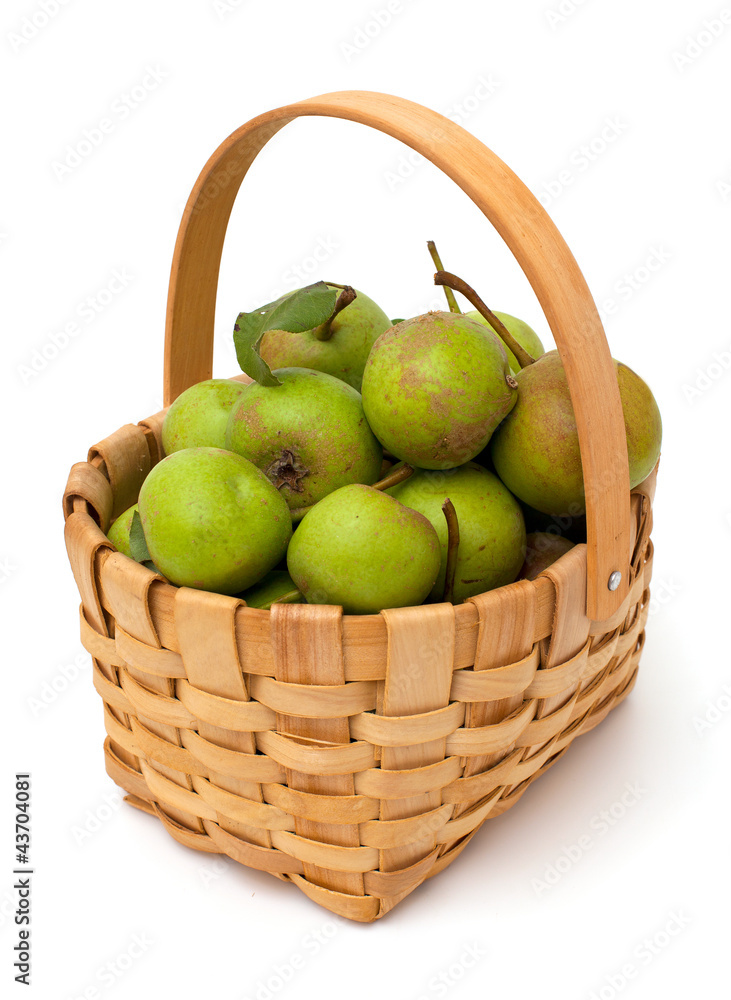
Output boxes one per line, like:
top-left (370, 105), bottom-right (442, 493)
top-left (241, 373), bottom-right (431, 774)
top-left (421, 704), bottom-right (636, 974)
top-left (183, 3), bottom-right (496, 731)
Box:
top-left (108, 246), bottom-right (662, 615)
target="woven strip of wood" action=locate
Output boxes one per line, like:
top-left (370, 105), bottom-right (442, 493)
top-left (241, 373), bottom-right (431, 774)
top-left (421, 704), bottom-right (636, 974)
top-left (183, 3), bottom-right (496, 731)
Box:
top-left (63, 411), bottom-right (656, 922)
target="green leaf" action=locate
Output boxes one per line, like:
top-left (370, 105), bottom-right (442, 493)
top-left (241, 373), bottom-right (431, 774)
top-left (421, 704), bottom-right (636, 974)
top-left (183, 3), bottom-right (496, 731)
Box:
top-left (129, 510), bottom-right (152, 563)
top-left (233, 282), bottom-right (339, 386)
top-left (270, 589), bottom-right (305, 608)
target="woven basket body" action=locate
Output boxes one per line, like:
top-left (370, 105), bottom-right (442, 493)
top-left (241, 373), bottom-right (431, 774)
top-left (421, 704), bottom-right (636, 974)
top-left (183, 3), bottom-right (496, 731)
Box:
top-left (63, 92), bottom-right (657, 922)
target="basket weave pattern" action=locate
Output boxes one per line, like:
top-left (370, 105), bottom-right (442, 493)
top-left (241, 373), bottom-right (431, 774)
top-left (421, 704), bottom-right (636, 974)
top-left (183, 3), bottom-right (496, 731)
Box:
top-left (63, 412), bottom-right (655, 922)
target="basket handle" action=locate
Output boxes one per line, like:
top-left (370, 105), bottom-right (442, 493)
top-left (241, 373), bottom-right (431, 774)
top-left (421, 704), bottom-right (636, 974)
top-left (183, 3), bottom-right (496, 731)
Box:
top-left (163, 90), bottom-right (630, 621)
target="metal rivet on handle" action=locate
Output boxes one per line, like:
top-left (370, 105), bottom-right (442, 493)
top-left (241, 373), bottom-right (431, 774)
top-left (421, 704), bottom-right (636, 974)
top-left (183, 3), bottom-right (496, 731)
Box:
top-left (608, 571), bottom-right (622, 592)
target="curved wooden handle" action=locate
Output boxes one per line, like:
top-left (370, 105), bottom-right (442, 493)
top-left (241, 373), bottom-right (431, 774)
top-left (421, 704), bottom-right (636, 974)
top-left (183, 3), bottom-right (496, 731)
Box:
top-left (163, 90), bottom-right (630, 621)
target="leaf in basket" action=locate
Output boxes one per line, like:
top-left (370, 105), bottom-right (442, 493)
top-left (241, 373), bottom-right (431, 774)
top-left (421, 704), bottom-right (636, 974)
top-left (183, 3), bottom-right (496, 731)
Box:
top-left (233, 282), bottom-right (339, 387)
top-left (129, 510), bottom-right (152, 563)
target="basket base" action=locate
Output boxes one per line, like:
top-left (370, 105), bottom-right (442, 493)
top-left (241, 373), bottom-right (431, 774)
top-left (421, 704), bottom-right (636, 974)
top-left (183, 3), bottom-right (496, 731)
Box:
top-left (104, 659), bottom-right (640, 922)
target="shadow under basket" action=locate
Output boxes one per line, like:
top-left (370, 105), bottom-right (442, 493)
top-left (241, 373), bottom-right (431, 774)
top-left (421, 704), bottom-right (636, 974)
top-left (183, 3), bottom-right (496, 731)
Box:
top-left (62, 91), bottom-right (658, 922)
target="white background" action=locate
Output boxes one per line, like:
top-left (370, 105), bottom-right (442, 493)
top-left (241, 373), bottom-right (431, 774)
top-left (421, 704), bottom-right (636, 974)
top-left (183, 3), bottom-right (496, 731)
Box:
top-left (2, 1), bottom-right (729, 998)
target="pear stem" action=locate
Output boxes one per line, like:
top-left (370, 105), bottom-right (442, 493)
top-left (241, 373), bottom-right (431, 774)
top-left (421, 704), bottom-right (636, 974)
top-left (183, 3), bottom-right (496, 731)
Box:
top-left (434, 271), bottom-right (536, 369)
top-left (371, 462), bottom-right (415, 492)
top-left (313, 285), bottom-right (357, 341)
top-left (442, 498), bottom-right (460, 605)
top-left (427, 242), bottom-right (461, 313)
top-left (290, 464), bottom-right (415, 524)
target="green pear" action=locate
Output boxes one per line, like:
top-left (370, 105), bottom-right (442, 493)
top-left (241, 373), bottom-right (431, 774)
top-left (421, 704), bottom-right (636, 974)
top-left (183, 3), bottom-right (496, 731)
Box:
top-left (162, 379), bottom-right (249, 454)
top-left (387, 464), bottom-right (526, 602)
top-left (138, 447), bottom-right (291, 595)
top-left (225, 367), bottom-right (382, 511)
top-left (287, 484), bottom-right (441, 614)
top-left (518, 532), bottom-right (575, 581)
top-left (259, 286), bottom-right (392, 391)
top-left (465, 310), bottom-right (545, 372)
top-left (107, 503), bottom-right (137, 557)
top-left (490, 350), bottom-right (662, 516)
top-left (238, 570), bottom-right (303, 609)
top-left (361, 311), bottom-right (517, 470)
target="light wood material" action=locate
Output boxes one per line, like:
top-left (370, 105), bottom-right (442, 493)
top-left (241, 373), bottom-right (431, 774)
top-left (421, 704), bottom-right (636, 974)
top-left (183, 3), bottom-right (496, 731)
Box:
top-left (271, 603), bottom-right (365, 898)
top-left (62, 91), bottom-right (659, 922)
top-left (379, 605), bottom-right (455, 869)
top-left (163, 91), bottom-right (630, 620)
top-left (176, 588), bottom-right (272, 848)
top-left (458, 581), bottom-right (537, 812)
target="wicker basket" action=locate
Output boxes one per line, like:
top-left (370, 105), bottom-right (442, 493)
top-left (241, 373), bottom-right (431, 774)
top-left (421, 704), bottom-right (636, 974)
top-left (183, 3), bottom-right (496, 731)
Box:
top-left (63, 91), bottom-right (657, 923)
